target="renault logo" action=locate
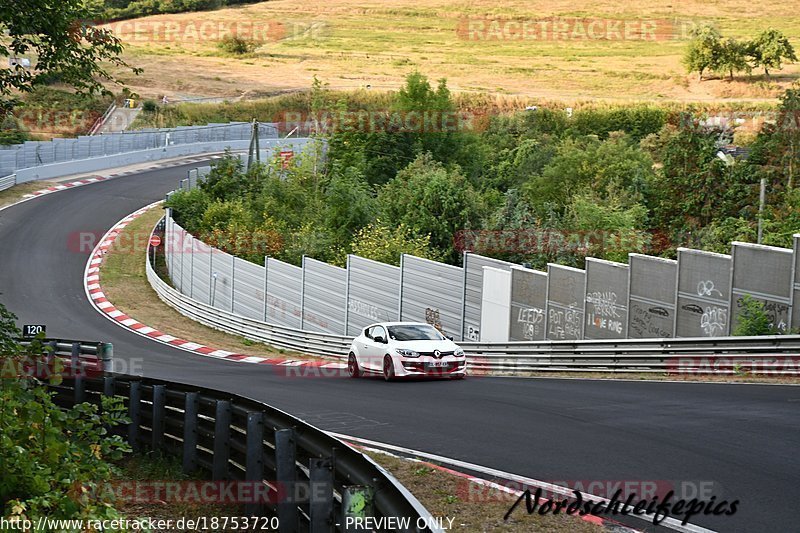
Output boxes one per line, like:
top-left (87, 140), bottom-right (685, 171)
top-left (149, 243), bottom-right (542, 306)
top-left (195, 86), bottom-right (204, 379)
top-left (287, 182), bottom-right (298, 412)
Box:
top-left (434, 350), bottom-right (441, 358)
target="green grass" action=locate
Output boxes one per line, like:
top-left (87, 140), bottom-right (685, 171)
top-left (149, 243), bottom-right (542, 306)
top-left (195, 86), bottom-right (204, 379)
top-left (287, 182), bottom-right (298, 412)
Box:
top-left (107, 0), bottom-right (800, 105)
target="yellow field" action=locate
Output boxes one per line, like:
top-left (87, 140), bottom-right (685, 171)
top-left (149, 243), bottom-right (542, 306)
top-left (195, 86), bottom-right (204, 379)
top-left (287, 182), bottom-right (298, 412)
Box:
top-left (106, 0), bottom-right (800, 104)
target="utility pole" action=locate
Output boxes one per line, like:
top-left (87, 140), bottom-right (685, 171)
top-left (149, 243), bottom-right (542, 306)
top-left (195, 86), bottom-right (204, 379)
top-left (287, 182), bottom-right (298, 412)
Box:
top-left (757, 177), bottom-right (766, 244)
top-left (246, 119), bottom-right (260, 170)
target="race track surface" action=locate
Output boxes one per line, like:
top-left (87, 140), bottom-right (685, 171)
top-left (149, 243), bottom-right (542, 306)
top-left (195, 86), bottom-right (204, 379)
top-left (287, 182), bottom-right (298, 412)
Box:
top-left (1, 162), bottom-right (798, 532)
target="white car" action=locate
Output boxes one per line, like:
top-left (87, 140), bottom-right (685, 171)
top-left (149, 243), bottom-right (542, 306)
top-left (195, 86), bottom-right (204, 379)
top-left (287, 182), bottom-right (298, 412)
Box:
top-left (347, 322), bottom-right (467, 381)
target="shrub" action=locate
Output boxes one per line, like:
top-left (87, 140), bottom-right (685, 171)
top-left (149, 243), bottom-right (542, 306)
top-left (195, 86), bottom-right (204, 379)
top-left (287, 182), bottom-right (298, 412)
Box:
top-left (218, 35), bottom-right (259, 56)
top-left (733, 295), bottom-right (779, 336)
top-left (141, 99), bottom-right (158, 113)
top-left (347, 220), bottom-right (440, 266)
top-left (0, 302), bottom-right (131, 525)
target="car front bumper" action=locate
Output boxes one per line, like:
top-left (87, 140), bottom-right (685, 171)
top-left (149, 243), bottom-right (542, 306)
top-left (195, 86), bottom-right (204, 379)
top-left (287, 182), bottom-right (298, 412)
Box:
top-left (398, 358), bottom-right (467, 377)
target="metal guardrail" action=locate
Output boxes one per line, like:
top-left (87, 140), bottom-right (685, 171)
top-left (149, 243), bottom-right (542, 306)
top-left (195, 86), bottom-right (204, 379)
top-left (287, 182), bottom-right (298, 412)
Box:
top-left (89, 103), bottom-right (118, 135)
top-left (459, 336), bottom-right (800, 374)
top-left (32, 339), bottom-right (437, 532)
top-left (0, 173), bottom-right (15, 192)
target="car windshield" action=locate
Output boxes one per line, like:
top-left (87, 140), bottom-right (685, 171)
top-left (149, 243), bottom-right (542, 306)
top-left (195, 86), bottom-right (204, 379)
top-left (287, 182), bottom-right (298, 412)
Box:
top-left (387, 324), bottom-right (444, 341)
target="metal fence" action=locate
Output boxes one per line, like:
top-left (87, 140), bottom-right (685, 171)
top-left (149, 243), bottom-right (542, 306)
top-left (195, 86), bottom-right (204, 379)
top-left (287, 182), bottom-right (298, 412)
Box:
top-left (0, 122), bottom-right (279, 190)
top-left (37, 339), bottom-right (438, 532)
top-left (160, 163), bottom-right (800, 346)
top-left (149, 211), bottom-right (800, 377)
top-left (0, 173), bottom-right (15, 192)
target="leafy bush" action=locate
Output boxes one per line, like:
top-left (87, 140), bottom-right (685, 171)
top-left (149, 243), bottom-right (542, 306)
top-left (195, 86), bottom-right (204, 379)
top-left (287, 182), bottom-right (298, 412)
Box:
top-left (141, 99), bottom-right (158, 113)
top-left (217, 35), bottom-right (259, 56)
top-left (0, 302), bottom-right (131, 525)
top-left (346, 220), bottom-right (440, 266)
top-left (163, 74), bottom-right (800, 273)
top-left (733, 295), bottom-right (779, 336)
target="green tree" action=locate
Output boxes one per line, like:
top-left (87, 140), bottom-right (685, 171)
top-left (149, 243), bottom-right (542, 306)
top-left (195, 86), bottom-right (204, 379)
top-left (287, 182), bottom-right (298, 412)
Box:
top-left (733, 295), bottom-right (779, 336)
top-left (746, 86), bottom-right (800, 191)
top-left (0, 302), bottom-right (130, 525)
top-left (523, 132), bottom-right (655, 213)
top-left (562, 188), bottom-right (650, 263)
top-left (748, 29), bottom-right (798, 78)
top-left (377, 154), bottom-right (484, 262)
top-left (0, 0), bottom-right (138, 108)
top-left (347, 220), bottom-right (440, 266)
top-left (683, 24), bottom-right (723, 81)
top-left (651, 125), bottom-right (756, 237)
top-left (323, 167), bottom-right (375, 248)
top-left (715, 38), bottom-right (750, 80)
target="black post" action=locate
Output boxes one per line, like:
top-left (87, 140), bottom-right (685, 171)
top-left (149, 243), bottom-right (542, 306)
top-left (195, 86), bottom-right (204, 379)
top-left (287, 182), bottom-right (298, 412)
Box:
top-left (182, 392), bottom-right (199, 474)
top-left (74, 375), bottom-right (85, 404)
top-left (276, 428), bottom-right (298, 533)
top-left (245, 412), bottom-right (265, 516)
top-left (128, 381), bottom-right (141, 451)
top-left (103, 376), bottom-right (115, 397)
top-left (151, 384), bottom-right (166, 451)
top-left (309, 457), bottom-right (335, 533)
top-left (70, 342), bottom-right (81, 378)
top-left (212, 400), bottom-right (231, 480)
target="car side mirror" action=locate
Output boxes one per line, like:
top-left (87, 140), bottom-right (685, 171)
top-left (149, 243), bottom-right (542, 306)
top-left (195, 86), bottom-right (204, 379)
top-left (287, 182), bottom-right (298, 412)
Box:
top-left (374, 336), bottom-right (386, 344)
top-left (446, 335), bottom-right (454, 341)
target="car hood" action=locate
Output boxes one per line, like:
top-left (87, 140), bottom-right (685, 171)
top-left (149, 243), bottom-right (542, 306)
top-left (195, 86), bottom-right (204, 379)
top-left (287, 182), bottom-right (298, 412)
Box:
top-left (389, 339), bottom-right (459, 352)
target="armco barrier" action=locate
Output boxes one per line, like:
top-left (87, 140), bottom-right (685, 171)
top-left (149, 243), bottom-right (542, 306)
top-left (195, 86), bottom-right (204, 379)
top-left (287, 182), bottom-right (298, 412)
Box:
top-left (0, 173), bottom-right (15, 192)
top-left (145, 217), bottom-right (800, 375)
top-left (148, 254), bottom-right (352, 358)
top-left (33, 339), bottom-right (438, 532)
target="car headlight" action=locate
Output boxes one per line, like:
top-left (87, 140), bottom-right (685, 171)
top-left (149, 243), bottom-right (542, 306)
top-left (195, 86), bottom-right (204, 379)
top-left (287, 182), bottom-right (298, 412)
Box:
top-left (395, 348), bottom-right (420, 358)
top-left (454, 348), bottom-right (465, 357)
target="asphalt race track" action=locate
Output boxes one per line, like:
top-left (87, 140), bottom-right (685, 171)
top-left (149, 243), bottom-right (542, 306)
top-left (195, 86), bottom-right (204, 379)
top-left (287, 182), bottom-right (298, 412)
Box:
top-left (1, 161), bottom-right (798, 532)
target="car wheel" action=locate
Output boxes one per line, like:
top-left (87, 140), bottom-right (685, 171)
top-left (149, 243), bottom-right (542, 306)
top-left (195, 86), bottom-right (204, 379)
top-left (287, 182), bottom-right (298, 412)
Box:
top-left (451, 373), bottom-right (466, 380)
top-left (383, 355), bottom-right (395, 382)
top-left (347, 353), bottom-right (361, 378)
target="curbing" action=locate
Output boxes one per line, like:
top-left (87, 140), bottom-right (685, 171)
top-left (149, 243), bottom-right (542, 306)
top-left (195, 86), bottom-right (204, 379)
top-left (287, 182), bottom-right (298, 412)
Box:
top-left (83, 202), bottom-right (347, 371)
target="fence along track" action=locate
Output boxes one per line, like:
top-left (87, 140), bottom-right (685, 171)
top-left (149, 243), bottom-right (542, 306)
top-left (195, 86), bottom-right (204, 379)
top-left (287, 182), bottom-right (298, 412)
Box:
top-left (29, 339), bottom-right (439, 532)
top-left (146, 215), bottom-right (800, 375)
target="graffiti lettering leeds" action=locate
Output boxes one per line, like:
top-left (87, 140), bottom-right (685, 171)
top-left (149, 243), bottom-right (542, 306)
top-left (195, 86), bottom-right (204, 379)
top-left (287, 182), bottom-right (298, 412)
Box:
top-left (517, 307), bottom-right (545, 339)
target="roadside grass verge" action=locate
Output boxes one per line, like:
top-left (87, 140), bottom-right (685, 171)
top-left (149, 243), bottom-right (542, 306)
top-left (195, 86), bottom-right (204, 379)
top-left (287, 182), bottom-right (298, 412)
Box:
top-left (366, 451), bottom-right (601, 532)
top-left (116, 453), bottom-right (247, 528)
top-left (109, 0), bottom-right (800, 104)
top-left (0, 181), bottom-right (57, 209)
top-left (100, 205), bottom-right (314, 360)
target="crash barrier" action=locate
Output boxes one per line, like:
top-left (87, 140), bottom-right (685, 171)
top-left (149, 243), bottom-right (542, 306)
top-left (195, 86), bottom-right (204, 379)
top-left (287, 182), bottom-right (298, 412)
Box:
top-left (161, 171), bottom-right (800, 343)
top-left (0, 122), bottom-right (280, 190)
top-left (31, 339), bottom-right (437, 532)
top-left (146, 221), bottom-right (800, 374)
top-left (89, 103), bottom-right (118, 135)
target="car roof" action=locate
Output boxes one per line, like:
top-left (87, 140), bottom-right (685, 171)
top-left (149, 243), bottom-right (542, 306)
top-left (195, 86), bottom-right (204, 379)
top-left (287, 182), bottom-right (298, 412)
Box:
top-left (365, 321), bottom-right (432, 328)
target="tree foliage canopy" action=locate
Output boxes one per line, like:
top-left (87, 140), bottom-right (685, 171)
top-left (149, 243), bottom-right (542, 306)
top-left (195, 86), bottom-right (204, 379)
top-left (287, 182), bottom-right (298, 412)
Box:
top-left (0, 0), bottom-right (138, 110)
